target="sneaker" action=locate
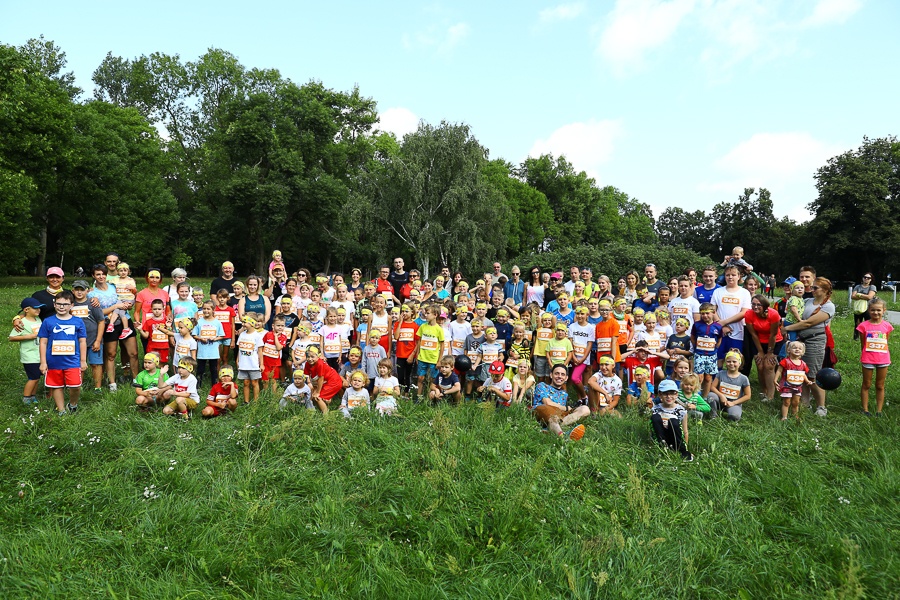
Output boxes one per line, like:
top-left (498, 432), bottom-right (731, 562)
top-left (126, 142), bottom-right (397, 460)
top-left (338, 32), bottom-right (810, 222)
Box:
top-left (109, 383), bottom-right (118, 393)
top-left (759, 393), bottom-right (769, 403)
top-left (66, 403), bottom-right (78, 413)
top-left (568, 424), bottom-right (585, 441)
top-left (106, 323), bottom-right (115, 333)
top-left (57, 409), bottom-right (68, 416)
top-left (815, 406), bottom-right (828, 417)
top-left (93, 388), bottom-right (103, 395)
top-left (682, 452), bottom-right (695, 462)
top-left (30, 396), bottom-right (39, 404)
top-left (119, 328), bottom-right (133, 340)
top-left (179, 410), bottom-right (190, 420)
top-left (22, 397), bottom-right (31, 405)
top-left (863, 410), bottom-right (872, 417)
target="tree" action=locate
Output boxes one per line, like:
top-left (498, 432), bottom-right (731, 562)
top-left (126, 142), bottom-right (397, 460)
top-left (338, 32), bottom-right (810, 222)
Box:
top-left (808, 136), bottom-right (900, 279)
top-left (615, 191), bottom-right (656, 245)
top-left (517, 154), bottom-right (595, 249)
top-left (655, 206), bottom-right (710, 252)
top-left (483, 159), bottom-right (553, 256)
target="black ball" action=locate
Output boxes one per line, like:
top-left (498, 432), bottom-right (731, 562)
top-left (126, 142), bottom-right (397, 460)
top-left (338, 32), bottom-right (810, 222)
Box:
top-left (816, 368), bottom-right (842, 391)
top-left (454, 355), bottom-right (472, 373)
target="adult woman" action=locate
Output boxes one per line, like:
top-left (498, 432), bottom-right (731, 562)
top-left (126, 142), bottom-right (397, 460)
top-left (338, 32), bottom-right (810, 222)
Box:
top-left (784, 278), bottom-right (836, 417)
top-left (163, 268), bottom-right (188, 305)
top-left (89, 264), bottom-right (139, 390)
top-left (719, 294), bottom-right (784, 401)
top-left (668, 277), bottom-right (680, 293)
top-left (597, 275), bottom-right (615, 302)
top-left (525, 266), bottom-right (545, 307)
top-left (239, 275), bottom-right (271, 327)
top-left (616, 277), bottom-right (627, 298)
top-left (419, 279), bottom-right (437, 303)
top-left (134, 269), bottom-right (170, 350)
top-left (451, 271), bottom-right (464, 293)
top-left (623, 270), bottom-right (640, 306)
top-left (852, 273), bottom-right (877, 339)
top-left (684, 268), bottom-right (698, 287)
top-left (348, 268), bottom-right (364, 294)
top-left (433, 277), bottom-right (450, 300)
top-left (295, 268), bottom-right (312, 289)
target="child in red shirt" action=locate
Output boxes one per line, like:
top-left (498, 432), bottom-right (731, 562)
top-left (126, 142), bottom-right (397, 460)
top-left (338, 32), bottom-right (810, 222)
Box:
top-left (214, 289), bottom-right (237, 364)
top-left (393, 303), bottom-right (419, 391)
top-left (261, 316), bottom-right (288, 393)
top-left (621, 340), bottom-right (665, 386)
top-left (140, 299), bottom-right (171, 364)
top-left (202, 366), bottom-right (239, 417)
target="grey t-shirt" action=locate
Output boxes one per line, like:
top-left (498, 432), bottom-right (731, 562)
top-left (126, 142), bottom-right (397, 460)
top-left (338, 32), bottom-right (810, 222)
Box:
top-left (800, 299), bottom-right (835, 336)
top-left (715, 371), bottom-right (751, 401)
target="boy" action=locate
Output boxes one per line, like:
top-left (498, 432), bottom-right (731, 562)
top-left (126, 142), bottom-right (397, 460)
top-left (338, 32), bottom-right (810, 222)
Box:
top-left (10, 298), bottom-right (44, 404)
top-left (784, 281), bottom-right (806, 341)
top-left (546, 322), bottom-right (574, 368)
top-left (362, 329), bottom-right (388, 389)
top-left (70, 280), bottom-right (106, 393)
top-left (134, 352), bottom-right (168, 408)
top-left (721, 246), bottom-right (753, 276)
top-left (691, 303), bottom-right (724, 398)
top-left (477, 360), bottom-right (513, 407)
top-left (236, 313), bottom-right (265, 403)
top-left (625, 365), bottom-right (655, 409)
top-left (414, 305), bottom-right (444, 399)
top-left (668, 276), bottom-right (701, 329)
top-left (193, 300), bottom-right (226, 388)
top-left (141, 299), bottom-right (172, 365)
top-left (476, 326), bottom-right (506, 381)
top-left (203, 365), bottom-right (240, 417)
top-left (464, 319), bottom-right (486, 396)
top-left (160, 357), bottom-right (200, 419)
top-left (280, 369), bottom-right (312, 410)
top-left (621, 340), bottom-right (665, 386)
top-left (650, 379), bottom-right (693, 461)
top-left (261, 315), bottom-right (288, 393)
top-left (214, 289), bottom-right (237, 364)
top-left (38, 291), bottom-right (87, 415)
top-left (430, 355), bottom-right (461, 404)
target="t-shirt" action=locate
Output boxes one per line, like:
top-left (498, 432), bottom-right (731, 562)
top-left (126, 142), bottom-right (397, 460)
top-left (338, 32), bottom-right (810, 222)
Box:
top-left (319, 325), bottom-right (347, 358)
top-left (623, 355), bottom-right (661, 385)
top-left (394, 321), bottom-right (419, 359)
top-left (10, 317), bottom-right (42, 363)
top-left (478, 341), bottom-right (504, 365)
top-left (171, 299), bottom-right (198, 322)
top-left (691, 322), bottom-right (723, 357)
top-left (282, 383), bottom-right (312, 407)
top-left (546, 337), bottom-right (573, 365)
top-left (856, 320), bottom-right (893, 365)
top-left (173, 333), bottom-right (197, 364)
top-left (88, 285), bottom-right (119, 312)
top-left (665, 334), bottom-right (693, 359)
top-left (207, 381), bottom-right (237, 403)
top-left (210, 276), bottom-right (236, 297)
top-left (668, 296), bottom-right (700, 328)
top-left (416, 323), bottom-right (445, 365)
top-left (135, 288), bottom-right (170, 323)
top-left (594, 318), bottom-right (619, 362)
top-left (214, 305), bottom-right (237, 339)
top-left (143, 317), bottom-right (171, 351)
top-left (778, 358), bottom-right (809, 388)
top-left (374, 375), bottom-right (399, 396)
top-left (591, 373), bottom-right (622, 407)
top-left (743, 308), bottom-right (783, 345)
top-left (165, 373), bottom-right (200, 401)
top-left (193, 318), bottom-right (225, 360)
top-left (361, 344), bottom-right (387, 378)
top-left (38, 314), bottom-right (86, 370)
top-left (434, 372), bottom-right (460, 392)
top-left (799, 299), bottom-right (835, 337)
top-left (651, 403), bottom-right (687, 423)
top-left (711, 287), bottom-right (752, 340)
top-left (628, 381), bottom-right (655, 399)
top-left (569, 322), bottom-right (596, 365)
top-left (341, 387), bottom-right (371, 411)
top-left (71, 301), bottom-right (105, 346)
top-left (715, 370), bottom-right (750, 402)
top-left (134, 369), bottom-right (165, 390)
top-left (532, 327), bottom-right (553, 357)
top-left (532, 382), bottom-right (569, 410)
top-left (678, 390), bottom-right (710, 413)
top-left (553, 308), bottom-right (575, 326)
top-left (482, 375), bottom-right (513, 406)
top-left (695, 284), bottom-right (719, 305)
top-left (236, 330), bottom-right (264, 371)
top-left (449, 319), bottom-right (473, 355)
top-left (261, 331), bottom-right (288, 367)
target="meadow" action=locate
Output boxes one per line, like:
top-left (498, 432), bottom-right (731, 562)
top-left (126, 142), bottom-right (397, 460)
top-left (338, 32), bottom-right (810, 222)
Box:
top-left (0, 280), bottom-right (897, 599)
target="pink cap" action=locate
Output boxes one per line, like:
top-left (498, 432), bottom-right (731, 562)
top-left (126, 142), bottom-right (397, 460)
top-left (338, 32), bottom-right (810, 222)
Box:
top-left (46, 267), bottom-right (64, 277)
top-left (551, 272), bottom-right (563, 279)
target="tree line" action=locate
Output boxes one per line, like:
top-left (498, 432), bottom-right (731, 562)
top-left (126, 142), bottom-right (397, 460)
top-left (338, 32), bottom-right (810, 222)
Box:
top-left (2, 37), bottom-right (897, 282)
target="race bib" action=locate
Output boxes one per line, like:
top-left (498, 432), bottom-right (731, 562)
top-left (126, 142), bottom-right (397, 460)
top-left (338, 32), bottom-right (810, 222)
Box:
top-left (548, 348), bottom-right (567, 362)
top-left (398, 329), bottom-right (414, 342)
top-left (672, 305), bottom-right (688, 315)
top-left (451, 339), bottom-right (464, 350)
top-left (720, 296), bottom-right (740, 306)
top-left (786, 370), bottom-right (805, 385)
top-left (51, 340), bottom-right (76, 356)
top-left (263, 343), bottom-right (281, 358)
top-left (309, 333), bottom-right (322, 345)
top-left (200, 326), bottom-right (217, 340)
top-left (341, 338), bottom-right (350, 352)
top-left (573, 344), bottom-right (587, 360)
top-left (719, 382), bottom-right (741, 399)
top-left (347, 393), bottom-right (368, 409)
top-left (238, 340), bottom-right (255, 352)
top-left (441, 340), bottom-right (451, 356)
top-left (467, 350), bottom-right (479, 361)
top-left (70, 305), bottom-right (89, 318)
top-left (646, 335), bottom-right (661, 352)
top-left (597, 338), bottom-right (613, 353)
top-left (618, 320), bottom-right (629, 335)
top-left (215, 311), bottom-right (231, 322)
top-left (524, 330), bottom-right (533, 342)
top-left (505, 360), bottom-right (518, 371)
top-left (865, 336), bottom-right (888, 353)
top-left (324, 341), bottom-right (341, 355)
top-left (697, 336), bottom-right (716, 351)
top-left (176, 344), bottom-right (191, 356)
top-left (421, 337), bottom-right (439, 351)
top-left (482, 350), bottom-right (499, 363)
top-left (537, 328), bottom-right (552, 341)
top-left (151, 329), bottom-right (168, 343)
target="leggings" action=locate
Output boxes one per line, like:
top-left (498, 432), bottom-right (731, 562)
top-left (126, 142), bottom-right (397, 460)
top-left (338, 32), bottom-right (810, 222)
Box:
top-left (195, 358), bottom-right (218, 388)
top-left (650, 413), bottom-right (691, 458)
top-left (571, 363), bottom-right (588, 385)
top-left (396, 358), bottom-right (414, 390)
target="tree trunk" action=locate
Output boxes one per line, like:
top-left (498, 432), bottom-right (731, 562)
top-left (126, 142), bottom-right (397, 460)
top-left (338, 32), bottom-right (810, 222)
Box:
top-left (421, 256), bottom-right (430, 281)
top-left (37, 213), bottom-right (48, 275)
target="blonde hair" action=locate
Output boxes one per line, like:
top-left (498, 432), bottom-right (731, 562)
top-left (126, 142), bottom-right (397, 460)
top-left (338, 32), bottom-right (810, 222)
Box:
top-left (350, 370), bottom-right (369, 385)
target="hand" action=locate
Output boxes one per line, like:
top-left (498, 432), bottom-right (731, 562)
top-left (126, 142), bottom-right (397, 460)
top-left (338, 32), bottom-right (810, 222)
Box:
top-left (92, 340), bottom-right (101, 352)
top-left (81, 361), bottom-right (88, 372)
top-left (40, 362), bottom-right (48, 375)
top-left (12, 316), bottom-right (25, 332)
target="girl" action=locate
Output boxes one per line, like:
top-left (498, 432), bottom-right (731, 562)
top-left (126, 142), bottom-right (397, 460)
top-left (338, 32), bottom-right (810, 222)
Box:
top-left (366, 294), bottom-right (391, 357)
top-left (239, 276), bottom-right (271, 330)
top-left (638, 313), bottom-right (662, 354)
top-left (170, 282), bottom-right (198, 324)
top-left (509, 320), bottom-right (532, 366)
top-left (294, 283), bottom-right (313, 315)
top-left (510, 359), bottom-right (536, 405)
top-left (856, 297), bottom-right (892, 416)
top-left (168, 317), bottom-right (197, 366)
top-left (268, 250), bottom-right (286, 281)
top-left (340, 370), bottom-right (370, 418)
top-left (588, 356), bottom-right (622, 417)
top-left (394, 304), bottom-right (419, 390)
top-left (678, 373), bottom-right (712, 420)
top-left (655, 308), bottom-right (673, 342)
top-left (709, 350), bottom-right (751, 422)
top-left (532, 312), bottom-right (555, 383)
top-left (568, 306), bottom-right (595, 405)
top-left (111, 262), bottom-right (138, 337)
top-left (372, 358), bottom-right (401, 415)
top-left (852, 273), bottom-right (877, 339)
top-left (192, 300), bottom-right (225, 388)
top-left (627, 308), bottom-right (646, 351)
top-left (774, 341), bottom-right (812, 420)
top-left (214, 290), bottom-right (236, 364)
top-left (202, 366), bottom-right (239, 418)
top-left (320, 308), bottom-right (347, 371)
top-left (668, 357), bottom-right (691, 388)
top-left (340, 346), bottom-right (364, 392)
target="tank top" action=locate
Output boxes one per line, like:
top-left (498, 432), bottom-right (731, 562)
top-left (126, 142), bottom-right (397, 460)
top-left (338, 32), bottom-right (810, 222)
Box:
top-left (243, 294), bottom-right (266, 317)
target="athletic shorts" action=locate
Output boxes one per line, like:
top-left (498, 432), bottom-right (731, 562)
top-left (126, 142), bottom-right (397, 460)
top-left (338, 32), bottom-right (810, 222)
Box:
top-left (23, 363), bottom-right (41, 381)
top-left (238, 369), bottom-right (262, 380)
top-left (261, 365), bottom-right (281, 381)
top-left (45, 368), bottom-right (82, 388)
top-left (717, 336), bottom-right (743, 359)
top-left (166, 397), bottom-right (198, 411)
top-left (862, 363), bottom-right (890, 370)
top-left (694, 354), bottom-right (718, 375)
top-left (417, 360), bottom-right (439, 381)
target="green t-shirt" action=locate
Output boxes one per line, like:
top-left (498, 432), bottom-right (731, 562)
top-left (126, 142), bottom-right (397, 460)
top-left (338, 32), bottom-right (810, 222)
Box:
top-left (416, 323), bottom-right (445, 365)
top-left (134, 369), bottom-right (165, 390)
top-left (10, 317), bottom-right (41, 364)
top-left (546, 337), bottom-right (574, 365)
top-left (678, 390), bottom-right (710, 413)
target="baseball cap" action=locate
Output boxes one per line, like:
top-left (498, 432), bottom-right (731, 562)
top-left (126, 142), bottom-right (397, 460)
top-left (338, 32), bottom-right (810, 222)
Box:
top-left (20, 298), bottom-right (44, 310)
top-left (46, 267), bottom-right (64, 277)
top-left (489, 360), bottom-right (505, 375)
top-left (72, 280), bottom-right (90, 290)
top-left (658, 380), bottom-right (678, 394)
top-left (783, 276), bottom-right (797, 285)
top-left (551, 272), bottom-right (563, 280)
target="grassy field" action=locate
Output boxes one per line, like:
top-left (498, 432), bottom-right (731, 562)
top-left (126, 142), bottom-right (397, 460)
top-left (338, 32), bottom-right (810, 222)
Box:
top-left (0, 280), bottom-right (897, 598)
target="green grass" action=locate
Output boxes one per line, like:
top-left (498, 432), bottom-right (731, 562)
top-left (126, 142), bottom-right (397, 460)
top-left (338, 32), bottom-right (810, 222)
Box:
top-left (1, 281), bottom-right (898, 598)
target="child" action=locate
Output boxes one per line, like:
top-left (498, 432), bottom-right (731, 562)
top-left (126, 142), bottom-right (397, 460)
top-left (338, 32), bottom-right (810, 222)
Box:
top-left (856, 297), bottom-right (892, 416)
top-left (280, 369), bottom-right (312, 410)
top-left (340, 346), bottom-right (364, 391)
top-left (625, 366), bottom-right (654, 409)
top-left (268, 250), bottom-right (286, 282)
top-left (202, 365), bottom-right (239, 417)
top-left (108, 262), bottom-right (137, 338)
top-left (509, 320), bottom-right (532, 366)
top-left (463, 319), bottom-right (486, 396)
top-left (170, 282), bottom-right (198, 323)
top-left (772, 340), bottom-right (810, 420)
top-left (477, 326), bottom-right (506, 381)
top-left (430, 355), bottom-right (462, 404)
top-left (141, 299), bottom-right (172, 365)
top-left (493, 308), bottom-right (513, 350)
top-left (362, 329), bottom-right (387, 390)
top-left (10, 298), bottom-right (43, 405)
top-left (261, 315), bottom-right (288, 393)
top-left (721, 246), bottom-right (754, 276)
top-left (546, 322), bottom-right (574, 373)
top-left (449, 305), bottom-right (473, 358)
top-left (784, 281), bottom-right (806, 343)
top-left (532, 312), bottom-right (555, 384)
top-left (373, 358), bottom-right (401, 415)
top-left (320, 308), bottom-right (347, 371)
top-left (393, 304), bottom-right (419, 391)
top-left (340, 370), bottom-right (370, 418)
top-left (134, 352), bottom-right (168, 408)
top-left (193, 300), bottom-right (225, 388)
top-left (621, 340), bottom-right (665, 386)
top-left (169, 317), bottom-right (197, 367)
top-left (568, 306), bottom-right (595, 406)
top-left (638, 313), bottom-right (662, 354)
top-left (587, 356), bottom-right (622, 417)
top-left (37, 291), bottom-right (87, 415)
top-left (667, 358), bottom-right (691, 389)
top-left (627, 308), bottom-right (646, 351)
top-left (664, 318), bottom-right (693, 375)
top-left (510, 359), bottom-right (536, 406)
top-left (160, 357), bottom-right (200, 419)
top-left (650, 380), bottom-right (694, 461)
top-left (192, 287), bottom-right (205, 310)
top-left (678, 373), bottom-right (713, 420)
top-left (70, 280), bottom-right (106, 393)
top-left (214, 289), bottom-right (237, 364)
top-left (709, 350), bottom-right (751, 422)
top-left (414, 305), bottom-right (444, 399)
top-left (366, 294), bottom-right (391, 357)
top-left (691, 303), bottom-right (723, 398)
top-left (236, 313), bottom-right (265, 403)
top-left (477, 361), bottom-right (513, 407)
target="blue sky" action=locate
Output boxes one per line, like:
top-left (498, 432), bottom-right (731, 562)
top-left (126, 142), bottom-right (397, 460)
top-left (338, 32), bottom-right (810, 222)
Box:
top-left (3, 0), bottom-right (898, 222)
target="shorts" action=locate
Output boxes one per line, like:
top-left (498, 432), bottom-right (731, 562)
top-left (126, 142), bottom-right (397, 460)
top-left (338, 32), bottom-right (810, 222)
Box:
top-left (23, 363), bottom-right (41, 381)
top-left (87, 346), bottom-right (104, 366)
top-left (417, 360), bottom-right (439, 381)
top-left (717, 336), bottom-right (743, 360)
top-left (45, 368), bottom-right (82, 388)
top-left (862, 363), bottom-right (890, 370)
top-left (166, 396), bottom-right (198, 411)
top-left (694, 354), bottom-right (718, 375)
top-left (261, 365), bottom-right (281, 381)
top-left (205, 402), bottom-right (229, 416)
top-left (533, 404), bottom-right (567, 425)
top-left (533, 355), bottom-right (550, 378)
top-left (779, 382), bottom-right (801, 397)
top-left (468, 363), bottom-right (489, 382)
top-left (238, 369), bottom-right (262, 380)
top-left (222, 338), bottom-right (232, 347)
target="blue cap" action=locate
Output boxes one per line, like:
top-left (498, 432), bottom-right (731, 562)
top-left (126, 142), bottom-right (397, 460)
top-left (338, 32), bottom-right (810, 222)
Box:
top-left (658, 379), bottom-right (678, 394)
top-left (783, 276), bottom-right (797, 285)
top-left (20, 298), bottom-right (44, 310)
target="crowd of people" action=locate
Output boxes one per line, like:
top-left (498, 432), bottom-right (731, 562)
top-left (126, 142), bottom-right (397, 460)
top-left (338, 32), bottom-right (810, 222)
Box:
top-left (11, 248), bottom-right (892, 460)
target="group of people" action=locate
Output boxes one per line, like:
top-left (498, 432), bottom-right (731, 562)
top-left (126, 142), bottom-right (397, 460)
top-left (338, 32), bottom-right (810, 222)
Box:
top-left (11, 248), bottom-right (891, 459)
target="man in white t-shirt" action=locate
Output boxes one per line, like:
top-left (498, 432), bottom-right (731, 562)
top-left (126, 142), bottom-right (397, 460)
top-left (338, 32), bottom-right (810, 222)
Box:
top-left (711, 266), bottom-right (751, 366)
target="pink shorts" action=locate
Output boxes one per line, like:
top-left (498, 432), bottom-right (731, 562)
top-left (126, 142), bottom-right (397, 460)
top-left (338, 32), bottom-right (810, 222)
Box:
top-left (572, 363), bottom-right (588, 385)
top-left (45, 368), bottom-right (83, 388)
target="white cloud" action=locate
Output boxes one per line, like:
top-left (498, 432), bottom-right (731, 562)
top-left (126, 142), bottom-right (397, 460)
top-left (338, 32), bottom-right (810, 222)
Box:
top-left (377, 107), bottom-right (420, 140)
top-left (528, 119), bottom-right (623, 181)
top-left (597, 0), bottom-right (697, 74)
top-left (539, 2), bottom-right (586, 22)
top-left (801, 0), bottom-right (863, 28)
top-left (402, 22), bottom-right (470, 56)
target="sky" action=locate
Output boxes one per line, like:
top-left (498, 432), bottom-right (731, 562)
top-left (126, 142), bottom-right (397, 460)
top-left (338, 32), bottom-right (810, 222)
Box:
top-left (3, 0), bottom-right (898, 222)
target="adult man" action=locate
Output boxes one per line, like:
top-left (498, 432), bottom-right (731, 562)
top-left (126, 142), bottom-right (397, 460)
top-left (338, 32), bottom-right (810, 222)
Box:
top-left (210, 261), bottom-right (236, 296)
top-left (711, 265), bottom-right (752, 366)
top-left (375, 265), bottom-right (397, 307)
top-left (644, 263), bottom-right (663, 298)
top-left (531, 364), bottom-right (588, 439)
top-left (564, 266), bottom-right (581, 295)
top-left (440, 266), bottom-right (453, 292)
top-left (695, 265), bottom-right (720, 304)
top-left (503, 266), bottom-right (525, 306)
top-left (799, 266), bottom-right (816, 299)
top-left (580, 267), bottom-right (599, 298)
top-left (388, 257), bottom-right (410, 301)
top-left (491, 262), bottom-right (506, 282)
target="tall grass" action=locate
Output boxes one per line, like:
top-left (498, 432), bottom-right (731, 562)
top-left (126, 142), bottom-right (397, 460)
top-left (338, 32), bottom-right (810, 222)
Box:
top-left (0, 282), bottom-right (897, 598)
